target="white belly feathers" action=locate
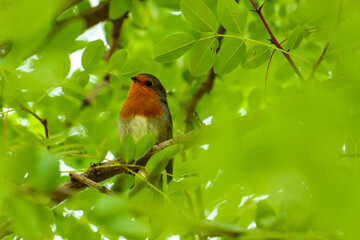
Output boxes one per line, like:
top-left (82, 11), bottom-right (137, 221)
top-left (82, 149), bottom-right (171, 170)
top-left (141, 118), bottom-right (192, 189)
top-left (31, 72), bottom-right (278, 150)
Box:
top-left (118, 115), bottom-right (164, 142)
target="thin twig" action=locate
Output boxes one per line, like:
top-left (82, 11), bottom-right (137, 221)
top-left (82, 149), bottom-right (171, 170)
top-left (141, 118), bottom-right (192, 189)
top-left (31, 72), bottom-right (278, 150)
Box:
top-left (69, 172), bottom-right (113, 195)
top-left (82, 12), bottom-right (129, 108)
top-left (307, 41), bottom-right (330, 80)
top-left (185, 25), bottom-right (226, 132)
top-left (248, 0), bottom-right (305, 82)
top-left (16, 101), bottom-right (49, 139)
top-left (264, 38), bottom-right (287, 103)
top-left (307, 0), bottom-right (343, 81)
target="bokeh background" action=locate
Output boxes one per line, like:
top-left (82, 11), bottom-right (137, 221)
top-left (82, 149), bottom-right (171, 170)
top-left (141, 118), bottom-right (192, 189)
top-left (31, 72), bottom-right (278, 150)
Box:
top-left (1, 0), bottom-right (360, 239)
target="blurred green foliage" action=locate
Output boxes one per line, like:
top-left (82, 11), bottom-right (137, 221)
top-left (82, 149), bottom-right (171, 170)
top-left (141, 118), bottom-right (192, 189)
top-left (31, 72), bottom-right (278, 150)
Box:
top-left (1, 0), bottom-right (360, 239)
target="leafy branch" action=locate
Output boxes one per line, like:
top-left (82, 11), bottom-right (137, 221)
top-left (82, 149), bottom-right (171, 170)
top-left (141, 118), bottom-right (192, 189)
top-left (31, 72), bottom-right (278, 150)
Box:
top-left (249, 0), bottom-right (305, 82)
top-left (185, 25), bottom-right (226, 131)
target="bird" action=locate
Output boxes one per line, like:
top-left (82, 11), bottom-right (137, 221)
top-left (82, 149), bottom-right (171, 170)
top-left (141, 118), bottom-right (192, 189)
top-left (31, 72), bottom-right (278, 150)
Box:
top-left (118, 73), bottom-right (173, 181)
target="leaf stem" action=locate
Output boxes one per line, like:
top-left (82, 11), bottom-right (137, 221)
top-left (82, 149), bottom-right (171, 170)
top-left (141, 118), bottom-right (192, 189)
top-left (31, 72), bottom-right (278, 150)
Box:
top-left (216, 34), bottom-right (310, 63)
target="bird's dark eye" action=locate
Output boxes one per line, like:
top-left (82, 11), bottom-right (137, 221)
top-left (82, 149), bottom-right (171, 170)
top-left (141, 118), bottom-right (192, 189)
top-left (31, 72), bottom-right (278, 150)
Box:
top-left (145, 81), bottom-right (152, 86)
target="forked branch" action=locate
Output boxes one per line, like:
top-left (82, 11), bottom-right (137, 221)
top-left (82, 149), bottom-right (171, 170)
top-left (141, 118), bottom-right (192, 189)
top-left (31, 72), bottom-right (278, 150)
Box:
top-left (249, 0), bottom-right (305, 82)
top-left (16, 101), bottom-right (49, 139)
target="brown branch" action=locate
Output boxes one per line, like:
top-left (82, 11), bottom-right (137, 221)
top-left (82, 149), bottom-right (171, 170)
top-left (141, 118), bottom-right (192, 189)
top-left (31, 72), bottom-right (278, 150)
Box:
top-left (55, 1), bottom-right (110, 30)
top-left (69, 172), bottom-right (113, 195)
top-left (82, 12), bottom-right (129, 108)
top-left (185, 25), bottom-right (226, 132)
top-left (16, 101), bottom-right (49, 139)
top-left (50, 109), bottom-right (270, 204)
top-left (249, 0), bottom-right (305, 83)
top-left (50, 129), bottom-right (200, 203)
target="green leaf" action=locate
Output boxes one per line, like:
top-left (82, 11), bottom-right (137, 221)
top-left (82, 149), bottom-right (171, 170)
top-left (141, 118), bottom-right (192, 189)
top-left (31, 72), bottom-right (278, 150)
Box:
top-left (180, 0), bottom-right (218, 32)
top-left (146, 144), bottom-right (183, 177)
top-left (118, 58), bottom-right (149, 77)
top-left (109, 0), bottom-right (130, 20)
top-left (68, 222), bottom-right (101, 240)
top-left (78, 73), bottom-right (90, 88)
top-left (32, 152), bottom-right (60, 192)
top-left (77, 1), bottom-right (92, 14)
top-left (168, 176), bottom-right (201, 193)
top-left (153, 33), bottom-right (196, 63)
top-left (255, 200), bottom-right (278, 229)
top-left (89, 196), bottom-right (149, 239)
top-left (279, 3), bottom-right (287, 17)
top-left (217, 0), bottom-right (247, 33)
top-left (135, 134), bottom-right (155, 160)
top-left (155, 0), bottom-right (180, 9)
top-left (189, 38), bottom-right (219, 76)
top-left (109, 49), bottom-right (128, 70)
top-left (42, 134), bottom-right (67, 147)
top-left (112, 174), bottom-right (135, 193)
top-left (241, 44), bottom-right (271, 70)
top-left (81, 39), bottom-right (106, 71)
top-left (62, 80), bottom-right (87, 99)
top-left (130, 0), bottom-right (150, 28)
top-left (69, 40), bottom-right (88, 53)
top-left (7, 197), bottom-right (54, 240)
top-left (119, 134), bottom-right (136, 163)
top-left (96, 139), bottom-right (109, 163)
top-left (287, 27), bottom-right (307, 50)
top-left (214, 38), bottom-right (246, 75)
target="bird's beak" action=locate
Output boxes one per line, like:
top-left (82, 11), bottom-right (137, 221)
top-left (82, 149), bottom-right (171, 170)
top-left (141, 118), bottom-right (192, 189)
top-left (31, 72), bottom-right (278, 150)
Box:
top-left (131, 76), bottom-right (138, 82)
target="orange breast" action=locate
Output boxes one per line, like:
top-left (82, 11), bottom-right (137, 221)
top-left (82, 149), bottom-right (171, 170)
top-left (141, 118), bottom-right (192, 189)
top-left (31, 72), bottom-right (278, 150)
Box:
top-left (120, 95), bottom-right (164, 119)
top-left (120, 80), bottom-right (165, 119)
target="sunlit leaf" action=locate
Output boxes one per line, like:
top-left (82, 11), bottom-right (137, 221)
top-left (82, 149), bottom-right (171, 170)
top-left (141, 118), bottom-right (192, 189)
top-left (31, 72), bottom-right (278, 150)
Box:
top-left (130, 0), bottom-right (150, 28)
top-left (89, 196), bottom-right (149, 239)
top-left (155, 0), bottom-right (180, 9)
top-left (241, 44), bottom-right (271, 69)
top-left (118, 58), bottom-right (149, 77)
top-left (146, 144), bottom-right (183, 177)
top-left (153, 33), bottom-right (196, 63)
top-left (109, 0), bottom-right (130, 20)
top-left (287, 27), bottom-right (307, 50)
top-left (189, 37), bottom-right (219, 76)
top-left (81, 39), bottom-right (106, 71)
top-left (96, 139), bottom-right (109, 163)
top-left (180, 0), bottom-right (218, 32)
top-left (7, 197), bottom-right (54, 240)
top-left (135, 133), bottom-right (155, 160)
top-left (109, 49), bottom-right (128, 70)
top-left (119, 134), bottom-right (136, 163)
top-left (217, 0), bottom-right (247, 33)
top-left (214, 38), bottom-right (246, 75)
top-left (32, 152), bottom-right (60, 192)
top-left (62, 80), bottom-right (87, 99)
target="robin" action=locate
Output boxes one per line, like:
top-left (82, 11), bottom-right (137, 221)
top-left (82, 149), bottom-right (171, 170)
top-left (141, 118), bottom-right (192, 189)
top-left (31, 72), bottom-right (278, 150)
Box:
top-left (118, 73), bottom-right (173, 181)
